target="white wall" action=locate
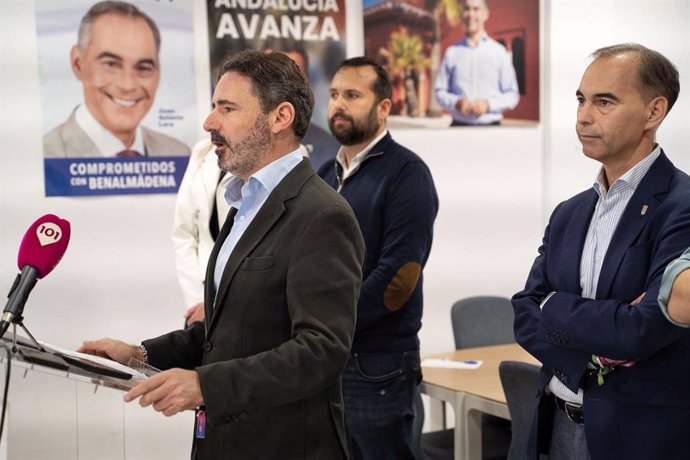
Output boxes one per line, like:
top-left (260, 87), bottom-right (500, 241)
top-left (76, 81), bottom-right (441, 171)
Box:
top-left (0, 0), bottom-right (688, 457)
top-left (398, 126), bottom-right (544, 355)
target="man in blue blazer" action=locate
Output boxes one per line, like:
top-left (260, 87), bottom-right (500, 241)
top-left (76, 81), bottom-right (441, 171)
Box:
top-left (513, 43), bottom-right (690, 460)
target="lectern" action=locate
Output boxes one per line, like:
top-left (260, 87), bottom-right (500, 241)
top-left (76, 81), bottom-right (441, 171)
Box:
top-left (0, 331), bottom-right (192, 459)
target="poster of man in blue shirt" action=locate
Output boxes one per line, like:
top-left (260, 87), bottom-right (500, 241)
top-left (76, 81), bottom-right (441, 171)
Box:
top-left (362, 0), bottom-right (538, 128)
top-left (434, 0), bottom-right (519, 126)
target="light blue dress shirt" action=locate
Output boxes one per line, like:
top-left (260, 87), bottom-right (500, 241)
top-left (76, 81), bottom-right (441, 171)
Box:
top-left (434, 33), bottom-right (519, 125)
top-left (212, 150), bottom-right (304, 297)
top-left (579, 146), bottom-right (661, 299)
top-left (658, 247), bottom-right (690, 328)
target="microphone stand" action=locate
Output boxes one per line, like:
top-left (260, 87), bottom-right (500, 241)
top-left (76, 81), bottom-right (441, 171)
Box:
top-left (0, 267), bottom-right (38, 341)
top-left (0, 309), bottom-right (45, 353)
top-left (11, 316), bottom-right (45, 352)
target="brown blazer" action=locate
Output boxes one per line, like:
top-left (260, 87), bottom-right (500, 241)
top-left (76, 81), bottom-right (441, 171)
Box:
top-left (144, 159), bottom-right (365, 459)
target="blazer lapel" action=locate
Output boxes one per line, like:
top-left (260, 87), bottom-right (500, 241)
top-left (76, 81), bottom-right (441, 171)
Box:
top-left (561, 191), bottom-right (598, 293)
top-left (63, 109), bottom-right (100, 157)
top-left (204, 207), bottom-right (237, 328)
top-left (205, 159), bottom-right (314, 335)
top-left (596, 152), bottom-right (674, 298)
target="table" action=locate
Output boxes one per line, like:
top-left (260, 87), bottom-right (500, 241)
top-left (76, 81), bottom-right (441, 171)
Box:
top-left (421, 343), bottom-right (539, 460)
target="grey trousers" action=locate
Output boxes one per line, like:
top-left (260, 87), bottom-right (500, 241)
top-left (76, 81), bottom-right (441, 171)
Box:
top-left (547, 405), bottom-right (591, 460)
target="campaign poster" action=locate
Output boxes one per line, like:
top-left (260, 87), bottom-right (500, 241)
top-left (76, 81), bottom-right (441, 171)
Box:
top-left (36, 0), bottom-right (198, 196)
top-left (206, 0), bottom-right (347, 163)
top-left (363, 0), bottom-right (540, 128)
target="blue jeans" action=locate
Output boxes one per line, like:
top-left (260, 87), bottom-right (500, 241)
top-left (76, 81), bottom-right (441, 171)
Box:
top-left (342, 351), bottom-right (422, 460)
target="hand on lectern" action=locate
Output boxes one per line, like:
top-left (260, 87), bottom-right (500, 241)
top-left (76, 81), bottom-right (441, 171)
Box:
top-left (77, 338), bottom-right (142, 365)
top-left (125, 368), bottom-right (204, 416)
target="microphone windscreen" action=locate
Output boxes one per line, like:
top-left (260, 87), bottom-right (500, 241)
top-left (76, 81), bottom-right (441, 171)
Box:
top-left (17, 214), bottom-right (71, 279)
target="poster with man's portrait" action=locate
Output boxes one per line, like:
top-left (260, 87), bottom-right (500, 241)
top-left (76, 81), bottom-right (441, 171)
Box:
top-left (206, 0), bottom-right (348, 170)
top-left (363, 0), bottom-right (540, 128)
top-left (36, 0), bottom-right (198, 196)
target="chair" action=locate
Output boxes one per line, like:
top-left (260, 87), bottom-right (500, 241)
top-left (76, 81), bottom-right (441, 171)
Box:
top-left (421, 296), bottom-right (516, 460)
top-left (499, 361), bottom-right (541, 460)
top-left (451, 296), bottom-right (516, 350)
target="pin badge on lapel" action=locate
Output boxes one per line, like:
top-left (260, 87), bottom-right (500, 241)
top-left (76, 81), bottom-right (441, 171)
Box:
top-left (641, 204), bottom-right (649, 216)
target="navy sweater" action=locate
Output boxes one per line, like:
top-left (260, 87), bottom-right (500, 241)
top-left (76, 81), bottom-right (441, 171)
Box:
top-left (319, 132), bottom-right (439, 353)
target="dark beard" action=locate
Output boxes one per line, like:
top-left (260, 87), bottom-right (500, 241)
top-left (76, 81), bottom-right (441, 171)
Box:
top-left (328, 104), bottom-right (380, 146)
top-left (211, 114), bottom-right (271, 178)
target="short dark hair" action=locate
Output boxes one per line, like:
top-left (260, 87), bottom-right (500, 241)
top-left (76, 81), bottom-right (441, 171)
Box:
top-left (218, 50), bottom-right (314, 139)
top-left (335, 56), bottom-right (392, 102)
top-left (591, 43), bottom-right (680, 112)
top-left (78, 1), bottom-right (160, 54)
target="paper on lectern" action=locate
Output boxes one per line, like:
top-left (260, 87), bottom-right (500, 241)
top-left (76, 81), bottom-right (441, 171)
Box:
top-left (39, 341), bottom-right (149, 380)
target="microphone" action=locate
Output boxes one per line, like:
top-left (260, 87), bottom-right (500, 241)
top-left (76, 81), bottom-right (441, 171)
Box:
top-left (0, 215), bottom-right (71, 338)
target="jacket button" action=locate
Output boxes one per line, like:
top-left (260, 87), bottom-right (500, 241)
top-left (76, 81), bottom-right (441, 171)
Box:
top-left (203, 342), bottom-right (214, 352)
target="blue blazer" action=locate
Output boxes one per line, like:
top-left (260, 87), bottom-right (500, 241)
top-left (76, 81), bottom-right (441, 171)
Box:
top-left (513, 151), bottom-right (690, 460)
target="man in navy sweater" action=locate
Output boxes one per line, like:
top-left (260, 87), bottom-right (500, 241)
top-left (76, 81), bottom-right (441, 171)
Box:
top-left (319, 56), bottom-right (439, 459)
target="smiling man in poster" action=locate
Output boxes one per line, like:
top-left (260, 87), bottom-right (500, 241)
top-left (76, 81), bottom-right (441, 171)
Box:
top-left (43, 1), bottom-right (190, 159)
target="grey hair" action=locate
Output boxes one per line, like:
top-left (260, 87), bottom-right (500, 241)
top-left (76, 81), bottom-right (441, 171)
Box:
top-left (77, 1), bottom-right (160, 54)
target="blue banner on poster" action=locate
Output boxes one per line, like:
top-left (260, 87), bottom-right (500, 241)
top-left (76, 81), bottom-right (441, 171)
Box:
top-left (44, 157), bottom-right (189, 196)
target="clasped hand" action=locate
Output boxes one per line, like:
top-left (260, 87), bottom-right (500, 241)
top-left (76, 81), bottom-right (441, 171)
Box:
top-left (455, 98), bottom-right (489, 116)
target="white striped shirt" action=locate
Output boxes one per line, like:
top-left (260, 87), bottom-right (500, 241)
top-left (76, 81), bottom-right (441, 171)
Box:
top-left (549, 145), bottom-right (661, 404)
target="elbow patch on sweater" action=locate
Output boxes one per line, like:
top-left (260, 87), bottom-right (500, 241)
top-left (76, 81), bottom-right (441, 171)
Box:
top-left (384, 262), bottom-right (422, 311)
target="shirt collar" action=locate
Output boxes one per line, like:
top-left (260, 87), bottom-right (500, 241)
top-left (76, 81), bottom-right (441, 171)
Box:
top-left (297, 143), bottom-right (309, 158)
top-left (461, 32), bottom-right (489, 47)
top-left (224, 148), bottom-right (304, 207)
top-left (74, 104), bottom-right (145, 157)
top-left (335, 129), bottom-right (388, 170)
top-left (592, 145), bottom-right (661, 198)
